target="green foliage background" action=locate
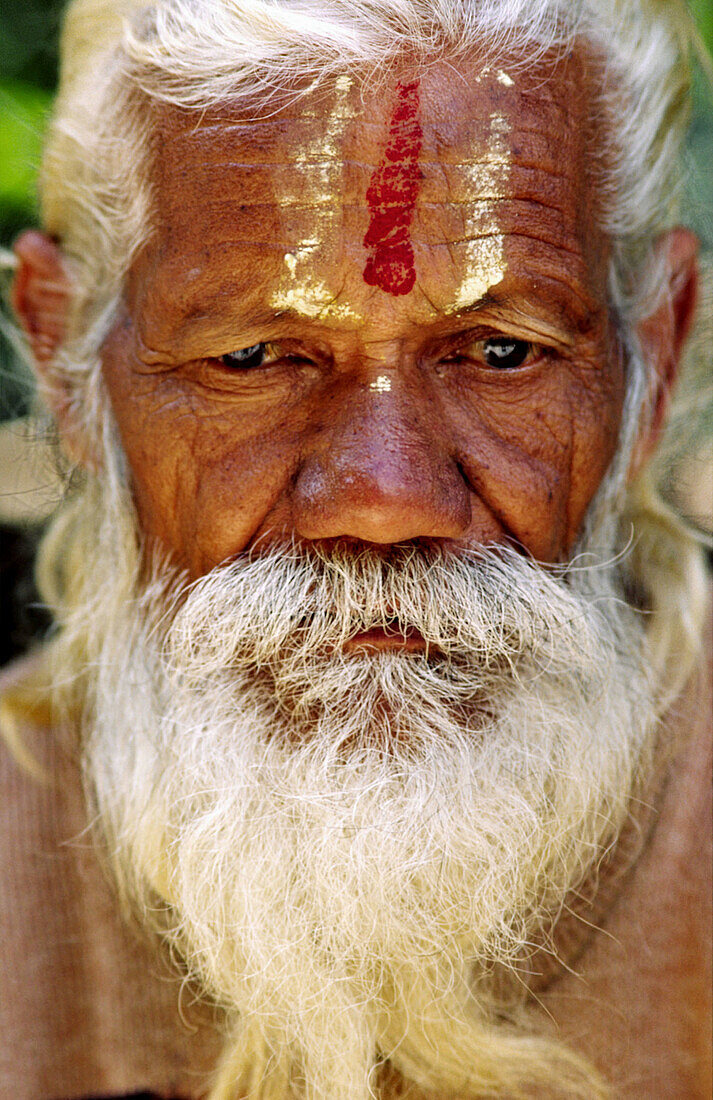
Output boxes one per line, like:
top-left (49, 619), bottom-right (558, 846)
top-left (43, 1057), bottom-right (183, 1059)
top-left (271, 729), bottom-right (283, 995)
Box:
top-left (0, 0), bottom-right (711, 422)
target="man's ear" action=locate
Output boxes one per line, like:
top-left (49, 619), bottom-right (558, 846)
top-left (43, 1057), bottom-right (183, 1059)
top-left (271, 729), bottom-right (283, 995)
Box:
top-left (12, 230), bottom-right (71, 367)
top-left (628, 227), bottom-right (699, 481)
top-left (12, 229), bottom-right (97, 469)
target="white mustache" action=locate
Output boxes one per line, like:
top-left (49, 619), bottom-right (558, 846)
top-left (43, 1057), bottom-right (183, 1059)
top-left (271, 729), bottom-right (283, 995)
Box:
top-left (155, 541), bottom-right (619, 681)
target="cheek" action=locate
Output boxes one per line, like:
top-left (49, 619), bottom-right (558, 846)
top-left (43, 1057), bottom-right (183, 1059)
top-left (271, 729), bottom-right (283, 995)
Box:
top-left (100, 352), bottom-right (193, 550)
top-left (566, 364), bottom-right (625, 532)
top-left (187, 419), bottom-right (303, 573)
top-left (445, 358), bottom-right (623, 560)
top-left (101, 345), bottom-right (304, 575)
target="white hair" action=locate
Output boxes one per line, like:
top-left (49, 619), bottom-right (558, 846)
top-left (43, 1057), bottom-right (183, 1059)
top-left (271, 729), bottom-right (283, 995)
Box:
top-left (40, 0), bottom-right (698, 432)
top-left (6, 4), bottom-right (705, 1096)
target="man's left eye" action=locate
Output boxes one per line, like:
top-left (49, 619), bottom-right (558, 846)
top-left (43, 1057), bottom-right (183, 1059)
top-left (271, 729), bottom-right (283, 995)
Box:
top-left (482, 337), bottom-right (532, 369)
top-left (220, 343), bottom-right (278, 370)
top-left (443, 336), bottom-right (538, 372)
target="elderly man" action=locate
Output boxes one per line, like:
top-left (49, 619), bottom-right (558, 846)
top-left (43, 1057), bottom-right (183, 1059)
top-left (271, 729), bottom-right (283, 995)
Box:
top-left (1, 0), bottom-right (710, 1097)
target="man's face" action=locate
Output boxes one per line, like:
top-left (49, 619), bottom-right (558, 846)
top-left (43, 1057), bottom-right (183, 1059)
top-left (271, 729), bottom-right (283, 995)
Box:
top-left (101, 52), bottom-right (624, 579)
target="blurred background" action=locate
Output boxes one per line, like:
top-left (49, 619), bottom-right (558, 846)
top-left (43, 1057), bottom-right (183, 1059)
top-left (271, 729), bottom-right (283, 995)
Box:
top-left (0, 0), bottom-right (711, 666)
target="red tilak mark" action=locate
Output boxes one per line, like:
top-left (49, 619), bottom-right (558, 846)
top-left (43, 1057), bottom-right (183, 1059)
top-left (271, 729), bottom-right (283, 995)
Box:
top-left (362, 80), bottom-right (423, 296)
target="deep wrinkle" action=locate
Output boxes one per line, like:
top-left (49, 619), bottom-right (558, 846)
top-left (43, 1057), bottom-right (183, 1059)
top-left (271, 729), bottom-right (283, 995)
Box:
top-left (362, 79), bottom-right (423, 296)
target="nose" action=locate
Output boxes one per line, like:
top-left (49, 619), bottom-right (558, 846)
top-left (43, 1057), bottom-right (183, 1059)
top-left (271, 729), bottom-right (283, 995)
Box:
top-left (292, 375), bottom-right (471, 544)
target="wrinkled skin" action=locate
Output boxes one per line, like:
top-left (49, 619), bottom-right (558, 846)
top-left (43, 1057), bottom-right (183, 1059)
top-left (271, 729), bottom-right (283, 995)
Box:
top-left (13, 52), bottom-right (698, 582)
top-left (100, 54), bottom-right (623, 577)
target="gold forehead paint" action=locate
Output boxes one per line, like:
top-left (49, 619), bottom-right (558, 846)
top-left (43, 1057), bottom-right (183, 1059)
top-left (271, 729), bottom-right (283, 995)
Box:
top-left (473, 65), bottom-right (515, 87)
top-left (450, 109), bottom-right (511, 312)
top-left (270, 74), bottom-right (363, 323)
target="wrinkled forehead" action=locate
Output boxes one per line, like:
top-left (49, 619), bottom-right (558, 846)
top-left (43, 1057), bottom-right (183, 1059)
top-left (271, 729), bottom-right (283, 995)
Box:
top-left (137, 50), bottom-right (607, 328)
top-left (148, 50), bottom-right (598, 183)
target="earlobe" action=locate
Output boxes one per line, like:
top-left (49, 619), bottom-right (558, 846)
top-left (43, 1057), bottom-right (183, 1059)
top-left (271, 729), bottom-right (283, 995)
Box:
top-left (12, 230), bottom-right (99, 470)
top-left (628, 227), bottom-right (699, 481)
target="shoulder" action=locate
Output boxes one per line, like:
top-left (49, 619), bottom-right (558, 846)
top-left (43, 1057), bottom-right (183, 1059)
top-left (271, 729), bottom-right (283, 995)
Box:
top-left (0, 654), bottom-right (99, 1096)
top-left (542, 627), bottom-right (712, 1097)
top-left (0, 654), bottom-right (87, 934)
top-left (0, 653), bottom-right (223, 1100)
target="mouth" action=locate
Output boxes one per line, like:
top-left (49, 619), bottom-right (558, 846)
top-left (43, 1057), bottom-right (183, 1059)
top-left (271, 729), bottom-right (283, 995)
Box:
top-left (343, 624), bottom-right (433, 654)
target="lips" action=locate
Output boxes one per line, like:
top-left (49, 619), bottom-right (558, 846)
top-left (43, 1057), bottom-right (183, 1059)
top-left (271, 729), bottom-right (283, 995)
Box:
top-left (343, 623), bottom-right (432, 654)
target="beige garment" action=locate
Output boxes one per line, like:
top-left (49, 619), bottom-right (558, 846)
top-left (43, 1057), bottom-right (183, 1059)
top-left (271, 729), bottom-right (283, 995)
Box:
top-left (536, 637), bottom-right (713, 1098)
top-left (0, 644), bottom-right (710, 1100)
top-left (0, 656), bottom-right (223, 1100)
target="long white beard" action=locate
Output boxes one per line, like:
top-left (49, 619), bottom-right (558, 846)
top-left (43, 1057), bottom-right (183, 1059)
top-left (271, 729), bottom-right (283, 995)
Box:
top-left (80, 531), bottom-right (657, 1099)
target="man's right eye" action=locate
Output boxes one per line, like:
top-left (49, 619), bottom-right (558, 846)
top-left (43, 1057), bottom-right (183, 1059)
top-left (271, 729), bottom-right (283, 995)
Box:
top-left (220, 343), bottom-right (277, 370)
